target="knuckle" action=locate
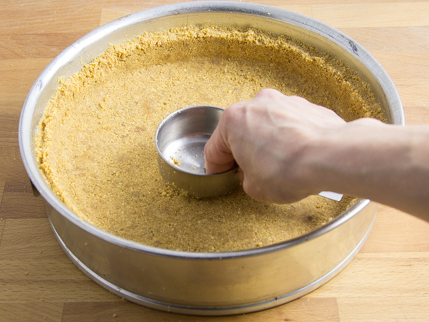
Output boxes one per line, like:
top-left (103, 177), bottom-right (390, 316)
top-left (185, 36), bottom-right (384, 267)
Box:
top-left (242, 179), bottom-right (263, 201)
top-left (224, 102), bottom-right (245, 122)
top-left (256, 88), bottom-right (278, 99)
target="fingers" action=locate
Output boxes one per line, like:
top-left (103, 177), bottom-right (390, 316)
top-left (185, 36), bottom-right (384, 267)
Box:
top-left (204, 110), bottom-right (236, 174)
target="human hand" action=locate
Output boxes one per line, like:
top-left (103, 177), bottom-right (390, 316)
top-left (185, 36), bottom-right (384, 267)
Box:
top-left (204, 89), bottom-right (346, 203)
top-left (205, 88), bottom-right (429, 218)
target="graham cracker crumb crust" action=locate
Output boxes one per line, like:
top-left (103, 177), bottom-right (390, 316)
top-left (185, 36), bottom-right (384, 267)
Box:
top-left (36, 26), bottom-right (384, 252)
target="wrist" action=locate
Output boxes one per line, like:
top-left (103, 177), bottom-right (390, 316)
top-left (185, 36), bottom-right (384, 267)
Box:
top-left (304, 118), bottom-right (389, 196)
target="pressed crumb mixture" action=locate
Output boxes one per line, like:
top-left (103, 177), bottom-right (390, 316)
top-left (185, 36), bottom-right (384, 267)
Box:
top-left (36, 26), bottom-right (384, 252)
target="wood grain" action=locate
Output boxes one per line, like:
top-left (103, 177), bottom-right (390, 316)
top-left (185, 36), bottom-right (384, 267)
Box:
top-left (361, 206), bottom-right (429, 253)
top-left (310, 2), bottom-right (429, 28)
top-left (1, 1), bottom-right (429, 321)
top-left (0, 182), bottom-right (46, 219)
top-left (61, 297), bottom-right (339, 322)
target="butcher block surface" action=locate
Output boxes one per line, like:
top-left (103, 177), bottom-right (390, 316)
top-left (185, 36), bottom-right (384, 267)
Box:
top-left (1, 0), bottom-right (429, 321)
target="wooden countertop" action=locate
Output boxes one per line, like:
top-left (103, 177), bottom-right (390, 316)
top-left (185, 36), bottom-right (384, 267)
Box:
top-left (1, 1), bottom-right (428, 321)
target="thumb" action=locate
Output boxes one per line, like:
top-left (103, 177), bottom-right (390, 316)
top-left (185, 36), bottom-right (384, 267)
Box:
top-left (204, 124), bottom-right (236, 174)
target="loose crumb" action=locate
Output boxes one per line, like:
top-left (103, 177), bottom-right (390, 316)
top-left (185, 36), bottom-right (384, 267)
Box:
top-left (170, 156), bottom-right (181, 166)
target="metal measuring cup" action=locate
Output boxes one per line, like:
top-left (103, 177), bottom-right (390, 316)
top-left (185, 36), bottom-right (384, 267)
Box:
top-left (155, 105), bottom-right (239, 198)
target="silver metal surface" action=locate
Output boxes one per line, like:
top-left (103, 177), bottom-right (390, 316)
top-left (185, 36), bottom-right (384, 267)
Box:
top-left (49, 200), bottom-right (377, 315)
top-left (155, 105), bottom-right (239, 198)
top-left (19, 1), bottom-right (404, 316)
top-left (319, 191), bottom-right (343, 201)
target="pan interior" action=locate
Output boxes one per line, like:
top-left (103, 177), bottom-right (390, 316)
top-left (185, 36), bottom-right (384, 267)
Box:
top-left (32, 23), bottom-right (386, 253)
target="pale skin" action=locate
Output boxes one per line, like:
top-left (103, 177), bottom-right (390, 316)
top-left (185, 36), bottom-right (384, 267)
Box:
top-left (204, 89), bottom-right (429, 222)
